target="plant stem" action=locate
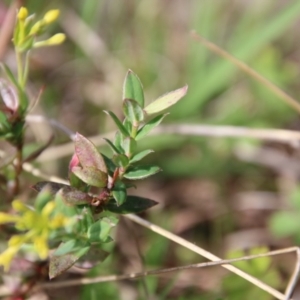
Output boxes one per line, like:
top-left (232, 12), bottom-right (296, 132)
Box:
top-left (16, 50), bottom-right (24, 88)
top-left (22, 50), bottom-right (30, 87)
top-left (131, 123), bottom-right (138, 138)
top-left (9, 145), bottom-right (23, 200)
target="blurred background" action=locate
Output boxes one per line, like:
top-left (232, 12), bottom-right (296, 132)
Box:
top-left (2, 0), bottom-right (300, 299)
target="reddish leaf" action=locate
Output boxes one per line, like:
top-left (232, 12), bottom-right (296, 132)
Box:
top-left (31, 181), bottom-right (69, 194)
top-left (72, 166), bottom-right (107, 188)
top-left (75, 133), bottom-right (107, 174)
top-left (32, 181), bottom-right (94, 206)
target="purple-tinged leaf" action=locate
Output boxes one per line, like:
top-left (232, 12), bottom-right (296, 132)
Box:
top-left (75, 247), bottom-right (109, 269)
top-left (49, 246), bottom-right (90, 279)
top-left (144, 85), bottom-right (188, 115)
top-left (104, 195), bottom-right (158, 214)
top-left (60, 187), bottom-right (94, 206)
top-left (72, 166), bottom-right (107, 188)
top-left (31, 181), bottom-right (69, 194)
top-left (0, 79), bottom-right (18, 113)
top-left (49, 253), bottom-right (79, 279)
top-left (1, 64), bottom-right (29, 112)
top-left (75, 133), bottom-right (107, 173)
top-left (32, 181), bottom-right (95, 206)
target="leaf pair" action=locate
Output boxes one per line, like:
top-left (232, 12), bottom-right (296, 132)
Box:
top-left (123, 69), bottom-right (188, 116)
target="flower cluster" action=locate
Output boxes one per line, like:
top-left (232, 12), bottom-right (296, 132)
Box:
top-left (0, 199), bottom-right (68, 271)
top-left (13, 7), bottom-right (66, 52)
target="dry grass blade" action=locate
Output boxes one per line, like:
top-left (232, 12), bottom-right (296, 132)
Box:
top-left (33, 124), bottom-right (300, 162)
top-left (190, 31), bottom-right (300, 115)
top-left (284, 248), bottom-right (300, 300)
top-left (155, 124), bottom-right (300, 146)
top-left (27, 246), bottom-right (295, 292)
top-left (125, 214), bottom-right (290, 300)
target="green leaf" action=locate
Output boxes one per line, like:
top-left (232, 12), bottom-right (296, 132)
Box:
top-left (72, 166), bottom-right (107, 188)
top-left (1, 64), bottom-right (19, 90)
top-left (123, 69), bottom-right (144, 108)
top-left (75, 133), bottom-right (107, 173)
top-left (290, 187), bottom-right (300, 210)
top-left (124, 165), bottom-right (161, 180)
top-left (75, 246), bottom-right (110, 269)
top-left (87, 217), bottom-right (118, 243)
top-left (121, 137), bottom-right (137, 157)
top-left (112, 181), bottom-right (127, 206)
top-left (34, 188), bottom-right (54, 212)
top-left (0, 111), bottom-right (11, 131)
top-left (144, 85), bottom-right (188, 115)
top-left (114, 131), bottom-right (124, 154)
top-left (123, 98), bottom-right (144, 125)
top-left (49, 246), bottom-right (90, 279)
top-left (112, 154), bottom-right (129, 168)
top-left (130, 149), bottom-right (154, 163)
top-left (54, 193), bottom-right (79, 219)
top-left (136, 114), bottom-right (168, 140)
top-left (269, 212), bottom-right (300, 237)
top-left (68, 171), bottom-right (86, 191)
top-left (54, 239), bottom-right (86, 256)
top-left (104, 196), bottom-right (158, 214)
top-left (123, 117), bottom-right (132, 133)
top-left (104, 110), bottom-right (129, 137)
top-left (102, 153), bottom-right (117, 175)
top-left (103, 138), bottom-right (122, 154)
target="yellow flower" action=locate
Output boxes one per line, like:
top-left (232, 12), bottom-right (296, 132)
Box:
top-left (0, 199), bottom-right (69, 271)
top-left (17, 7), bottom-right (28, 21)
top-left (29, 20), bottom-right (44, 36)
top-left (0, 212), bottom-right (20, 223)
top-left (34, 33), bottom-right (66, 48)
top-left (0, 246), bottom-right (19, 271)
top-left (43, 9), bottom-right (60, 24)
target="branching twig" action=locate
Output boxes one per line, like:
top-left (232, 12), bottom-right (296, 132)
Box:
top-left (126, 214), bottom-right (294, 300)
top-left (284, 248), bottom-right (300, 300)
top-left (5, 246), bottom-right (291, 300)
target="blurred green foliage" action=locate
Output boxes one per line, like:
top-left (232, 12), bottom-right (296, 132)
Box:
top-left (2, 0), bottom-right (300, 298)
